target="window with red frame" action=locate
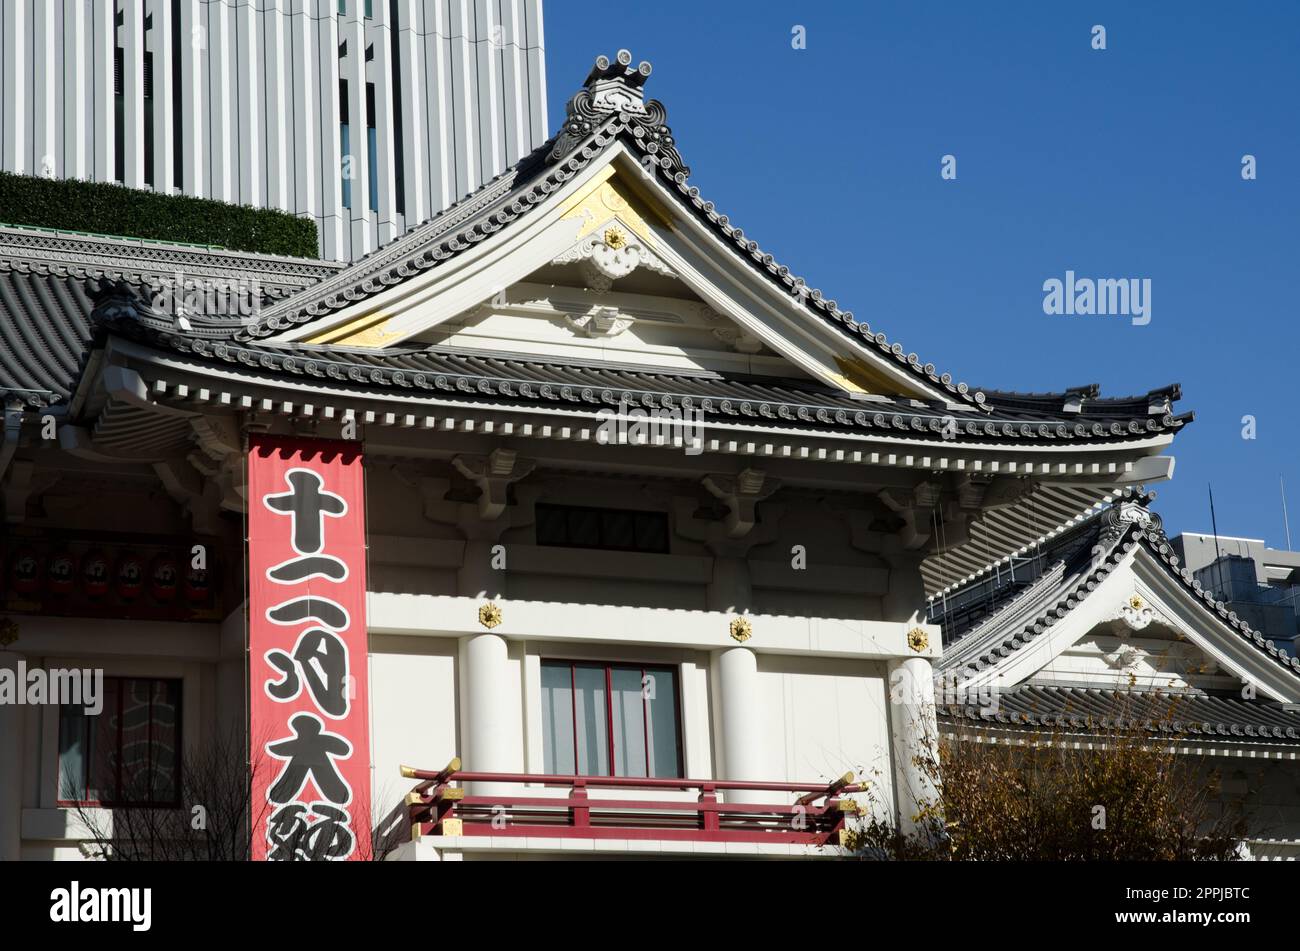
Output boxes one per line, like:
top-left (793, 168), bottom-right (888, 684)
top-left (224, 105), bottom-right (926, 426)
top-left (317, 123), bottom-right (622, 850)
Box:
top-left (58, 677), bottom-right (181, 806)
top-left (540, 661), bottom-right (682, 778)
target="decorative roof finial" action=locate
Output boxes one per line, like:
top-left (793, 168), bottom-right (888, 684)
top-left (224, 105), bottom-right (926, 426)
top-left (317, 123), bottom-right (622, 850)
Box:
top-left (549, 50), bottom-right (688, 180)
top-left (582, 49), bottom-right (653, 114)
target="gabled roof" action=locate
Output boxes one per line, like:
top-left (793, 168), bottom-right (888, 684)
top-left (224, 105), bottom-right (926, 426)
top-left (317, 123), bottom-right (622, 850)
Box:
top-left (0, 226), bottom-right (341, 408)
top-left (931, 490), bottom-right (1300, 697)
top-left (231, 50), bottom-right (1186, 423)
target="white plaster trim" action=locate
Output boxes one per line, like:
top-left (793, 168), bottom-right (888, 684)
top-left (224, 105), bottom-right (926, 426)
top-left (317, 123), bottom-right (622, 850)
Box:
top-left (367, 592), bottom-right (940, 661)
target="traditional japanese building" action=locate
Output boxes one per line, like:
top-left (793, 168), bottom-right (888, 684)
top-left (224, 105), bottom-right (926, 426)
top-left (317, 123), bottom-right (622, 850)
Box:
top-left (932, 489), bottom-right (1300, 860)
top-left (1, 51), bottom-right (1194, 860)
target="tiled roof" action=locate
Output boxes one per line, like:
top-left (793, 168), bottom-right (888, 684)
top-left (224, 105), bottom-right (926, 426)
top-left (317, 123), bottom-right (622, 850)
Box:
top-left (232, 50), bottom-right (1186, 420)
top-left (0, 228), bottom-right (340, 407)
top-left (87, 289), bottom-right (1194, 446)
top-left (0, 271), bottom-right (96, 406)
top-left (940, 683), bottom-right (1300, 745)
top-left (931, 491), bottom-right (1300, 682)
top-left (0, 224), bottom-right (340, 292)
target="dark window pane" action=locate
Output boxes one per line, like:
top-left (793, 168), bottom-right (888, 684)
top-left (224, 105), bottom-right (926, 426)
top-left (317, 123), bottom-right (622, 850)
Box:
top-left (634, 513), bottom-right (669, 553)
top-left (566, 509), bottom-right (601, 548)
top-left (57, 706), bottom-right (89, 802)
top-left (90, 678), bottom-right (120, 802)
top-left (58, 678), bottom-right (180, 806)
top-left (389, 0), bottom-right (405, 215)
top-left (540, 662), bottom-right (681, 780)
top-left (340, 123), bottom-right (352, 209)
top-left (601, 510), bottom-right (635, 550)
top-left (609, 668), bottom-right (646, 778)
top-left (340, 79), bottom-right (352, 210)
top-left (366, 83), bottom-right (378, 211)
top-left (148, 680), bottom-right (180, 803)
top-left (367, 126), bottom-right (379, 212)
top-left (119, 679), bottom-right (155, 802)
top-left (572, 666), bottom-right (608, 776)
top-left (535, 504), bottom-right (669, 554)
top-left (540, 663), bottom-right (575, 774)
top-left (535, 505), bottom-right (569, 546)
top-left (645, 669), bottom-right (681, 778)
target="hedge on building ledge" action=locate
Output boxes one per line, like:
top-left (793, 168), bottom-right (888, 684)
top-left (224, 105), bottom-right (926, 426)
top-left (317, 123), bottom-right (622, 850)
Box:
top-left (0, 172), bottom-right (320, 258)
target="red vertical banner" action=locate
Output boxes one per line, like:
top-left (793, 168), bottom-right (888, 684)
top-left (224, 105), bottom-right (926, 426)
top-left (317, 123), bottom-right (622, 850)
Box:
top-left (247, 436), bottom-right (371, 861)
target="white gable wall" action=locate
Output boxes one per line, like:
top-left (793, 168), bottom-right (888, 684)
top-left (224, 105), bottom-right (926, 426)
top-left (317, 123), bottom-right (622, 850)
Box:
top-left (964, 549), bottom-right (1300, 704)
top-left (414, 280), bottom-right (815, 380)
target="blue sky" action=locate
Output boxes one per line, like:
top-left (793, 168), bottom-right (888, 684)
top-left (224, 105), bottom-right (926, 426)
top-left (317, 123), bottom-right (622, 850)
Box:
top-left (544, 1), bottom-right (1300, 547)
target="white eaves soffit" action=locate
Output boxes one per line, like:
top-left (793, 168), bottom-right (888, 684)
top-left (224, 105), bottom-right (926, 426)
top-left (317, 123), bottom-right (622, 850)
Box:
top-left (960, 546), bottom-right (1300, 705)
top-left (267, 145), bottom-right (947, 403)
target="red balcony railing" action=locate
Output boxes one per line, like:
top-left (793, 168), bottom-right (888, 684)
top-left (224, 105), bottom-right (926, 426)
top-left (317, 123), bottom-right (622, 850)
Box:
top-left (401, 759), bottom-right (863, 848)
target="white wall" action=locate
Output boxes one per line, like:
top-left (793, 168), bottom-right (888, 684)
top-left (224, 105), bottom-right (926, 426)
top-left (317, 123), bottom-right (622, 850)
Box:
top-left (369, 633), bottom-right (895, 819)
top-left (368, 634), bottom-right (459, 816)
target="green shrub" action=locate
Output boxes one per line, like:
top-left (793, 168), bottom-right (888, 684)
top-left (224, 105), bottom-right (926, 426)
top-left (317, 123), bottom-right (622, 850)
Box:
top-left (0, 172), bottom-right (319, 258)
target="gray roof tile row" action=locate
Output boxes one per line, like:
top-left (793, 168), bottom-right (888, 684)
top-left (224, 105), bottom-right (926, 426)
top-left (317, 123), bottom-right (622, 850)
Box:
top-left (933, 491), bottom-right (1300, 681)
top-left (941, 683), bottom-right (1300, 745)
top-left (86, 287), bottom-right (1195, 446)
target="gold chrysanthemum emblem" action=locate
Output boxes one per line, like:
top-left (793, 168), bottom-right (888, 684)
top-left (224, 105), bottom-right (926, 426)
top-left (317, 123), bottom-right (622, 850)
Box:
top-left (907, 627), bottom-right (929, 653)
top-left (729, 616), bottom-right (752, 643)
top-left (1129, 595), bottom-right (1145, 611)
top-left (603, 226), bottom-right (628, 250)
top-left (478, 602), bottom-right (503, 630)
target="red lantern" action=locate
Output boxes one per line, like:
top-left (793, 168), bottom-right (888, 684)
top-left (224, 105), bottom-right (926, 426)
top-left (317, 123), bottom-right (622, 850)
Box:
top-left (183, 561), bottom-right (211, 603)
top-left (9, 547), bottom-right (41, 595)
top-left (82, 549), bottom-right (111, 598)
top-left (115, 552), bottom-right (145, 601)
top-left (46, 550), bottom-right (77, 595)
top-left (150, 553), bottom-right (179, 602)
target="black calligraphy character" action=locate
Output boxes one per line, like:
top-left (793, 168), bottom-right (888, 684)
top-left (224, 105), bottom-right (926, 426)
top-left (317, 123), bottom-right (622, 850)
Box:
top-left (264, 469), bottom-right (346, 553)
top-left (265, 627), bottom-right (351, 718)
top-left (266, 804), bottom-right (310, 861)
top-left (266, 713), bottom-right (352, 805)
top-left (264, 469), bottom-right (348, 582)
top-left (267, 596), bottom-right (349, 631)
top-left (266, 802), bottom-right (356, 861)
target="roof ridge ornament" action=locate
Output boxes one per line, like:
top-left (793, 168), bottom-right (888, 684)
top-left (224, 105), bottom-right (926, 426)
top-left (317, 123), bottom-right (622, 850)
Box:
top-left (549, 50), bottom-right (689, 179)
top-left (89, 280), bottom-right (177, 329)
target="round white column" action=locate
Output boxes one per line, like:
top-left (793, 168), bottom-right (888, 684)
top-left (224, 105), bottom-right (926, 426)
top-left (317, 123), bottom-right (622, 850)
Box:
top-left (887, 654), bottom-right (940, 837)
top-left (463, 631), bottom-right (513, 796)
top-left (717, 644), bottom-right (766, 804)
top-left (0, 650), bottom-right (25, 860)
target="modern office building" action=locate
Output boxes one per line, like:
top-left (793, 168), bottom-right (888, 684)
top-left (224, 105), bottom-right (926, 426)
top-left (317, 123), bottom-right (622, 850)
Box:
top-left (0, 0), bottom-right (549, 261)
top-left (1171, 531), bottom-right (1300, 656)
